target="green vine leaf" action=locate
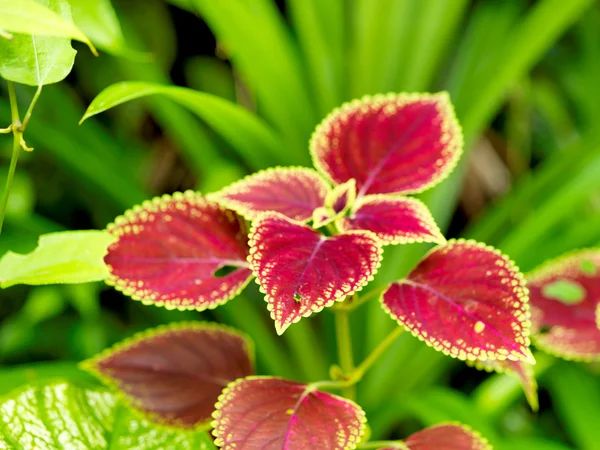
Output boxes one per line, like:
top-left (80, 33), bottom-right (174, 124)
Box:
top-left (0, 381), bottom-right (216, 449)
top-left (0, 0), bottom-right (92, 86)
top-left (0, 230), bottom-right (115, 288)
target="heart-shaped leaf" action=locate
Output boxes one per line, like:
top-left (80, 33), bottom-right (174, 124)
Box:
top-left (399, 423), bottom-right (491, 450)
top-left (382, 240), bottom-right (534, 363)
top-left (469, 358), bottom-right (538, 411)
top-left (82, 322), bottom-right (254, 428)
top-left (104, 191), bottom-right (252, 311)
top-left (0, 381), bottom-right (217, 449)
top-left (338, 195), bottom-right (445, 245)
top-left (527, 250), bottom-right (600, 361)
top-left (249, 213), bottom-right (382, 334)
top-left (212, 377), bottom-right (366, 450)
top-left (310, 92), bottom-right (462, 197)
top-left (209, 167), bottom-right (329, 222)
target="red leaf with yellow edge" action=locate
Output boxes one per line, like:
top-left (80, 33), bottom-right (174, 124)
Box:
top-left (399, 423), bottom-right (491, 450)
top-left (469, 358), bottom-right (538, 411)
top-left (249, 213), bottom-right (382, 334)
top-left (326, 179), bottom-right (357, 215)
top-left (105, 191), bottom-right (252, 310)
top-left (82, 322), bottom-right (254, 428)
top-left (212, 377), bottom-right (366, 450)
top-left (382, 240), bottom-right (534, 363)
top-left (208, 167), bottom-right (329, 222)
top-left (527, 250), bottom-right (600, 361)
top-left (310, 92), bottom-right (462, 197)
top-left (338, 195), bottom-right (445, 245)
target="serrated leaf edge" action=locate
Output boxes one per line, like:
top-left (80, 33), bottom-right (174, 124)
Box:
top-left (104, 190), bottom-right (253, 312)
top-left (381, 238), bottom-right (535, 364)
top-left (80, 321), bottom-right (255, 430)
top-left (248, 211), bottom-right (383, 334)
top-left (309, 91), bottom-right (464, 196)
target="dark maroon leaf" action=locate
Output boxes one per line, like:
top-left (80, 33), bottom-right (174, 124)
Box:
top-left (209, 167), bottom-right (330, 222)
top-left (326, 179), bottom-right (356, 215)
top-left (528, 250), bottom-right (600, 361)
top-left (382, 240), bottom-right (534, 363)
top-left (338, 195), bottom-right (445, 245)
top-left (82, 322), bottom-right (254, 427)
top-left (400, 423), bottom-right (491, 450)
top-left (249, 212), bottom-right (382, 334)
top-left (310, 93), bottom-right (462, 197)
top-left (105, 191), bottom-right (252, 310)
top-left (212, 377), bottom-right (366, 449)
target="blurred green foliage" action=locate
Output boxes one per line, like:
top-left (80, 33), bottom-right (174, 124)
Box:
top-left (2, 0), bottom-right (600, 448)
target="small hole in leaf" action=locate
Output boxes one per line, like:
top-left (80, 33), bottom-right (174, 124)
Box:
top-left (580, 259), bottom-right (597, 276)
top-left (294, 292), bottom-right (302, 303)
top-left (542, 279), bottom-right (586, 304)
top-left (214, 265), bottom-right (238, 277)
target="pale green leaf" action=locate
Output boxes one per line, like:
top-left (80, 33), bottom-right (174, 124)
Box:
top-left (0, 230), bottom-right (115, 288)
top-left (0, 0), bottom-right (85, 86)
top-left (0, 0), bottom-right (94, 49)
top-left (69, 0), bottom-right (142, 58)
top-left (0, 382), bottom-right (216, 449)
top-left (80, 81), bottom-right (282, 168)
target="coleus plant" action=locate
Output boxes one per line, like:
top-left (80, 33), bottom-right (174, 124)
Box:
top-left (0, 92), bottom-right (538, 449)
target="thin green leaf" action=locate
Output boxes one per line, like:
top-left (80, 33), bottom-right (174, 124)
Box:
top-left (546, 363), bottom-right (600, 450)
top-left (80, 81), bottom-right (282, 170)
top-left (189, 0), bottom-right (315, 160)
top-left (0, 0), bottom-right (95, 51)
top-left (0, 230), bottom-right (115, 288)
top-left (0, 381), bottom-right (216, 449)
top-left (0, 0), bottom-right (91, 86)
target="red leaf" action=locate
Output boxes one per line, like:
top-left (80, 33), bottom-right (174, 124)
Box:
top-left (338, 195), bottom-right (445, 245)
top-left (382, 240), bottom-right (534, 363)
top-left (212, 377), bottom-right (366, 450)
top-left (82, 322), bottom-right (254, 427)
top-left (310, 93), bottom-right (462, 197)
top-left (209, 167), bottom-right (330, 222)
top-left (469, 358), bottom-right (538, 411)
top-left (249, 213), bottom-right (382, 334)
top-left (326, 179), bottom-right (357, 215)
top-left (400, 423), bottom-right (491, 450)
top-left (527, 250), bottom-right (600, 361)
top-left (105, 191), bottom-right (252, 310)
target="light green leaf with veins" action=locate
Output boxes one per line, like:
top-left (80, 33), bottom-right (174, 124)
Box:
top-left (0, 382), bottom-right (217, 449)
top-left (0, 230), bottom-right (115, 288)
top-left (0, 0), bottom-right (83, 86)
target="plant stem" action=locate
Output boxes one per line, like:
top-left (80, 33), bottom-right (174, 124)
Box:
top-left (0, 82), bottom-right (22, 235)
top-left (354, 326), bottom-right (404, 379)
top-left (335, 286), bottom-right (387, 312)
top-left (334, 307), bottom-right (356, 400)
top-left (22, 85), bottom-right (42, 130)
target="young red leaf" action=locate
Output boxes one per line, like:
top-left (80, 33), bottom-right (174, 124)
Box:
top-left (312, 206), bottom-right (336, 229)
top-left (326, 179), bottom-right (357, 215)
top-left (469, 358), bottom-right (538, 411)
top-left (212, 377), bottom-right (366, 450)
top-left (338, 195), bottom-right (445, 245)
top-left (249, 213), bottom-right (382, 334)
top-left (82, 322), bottom-right (254, 428)
top-left (400, 423), bottom-right (491, 450)
top-left (527, 250), bottom-right (600, 361)
top-left (105, 191), bottom-right (252, 310)
top-left (382, 240), bottom-right (534, 363)
top-left (208, 167), bottom-right (330, 222)
top-left (310, 92), bottom-right (462, 197)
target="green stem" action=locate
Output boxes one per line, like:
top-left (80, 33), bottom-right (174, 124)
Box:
top-left (0, 81), bottom-right (22, 235)
top-left (335, 307), bottom-right (356, 400)
top-left (354, 326), bottom-right (404, 379)
top-left (21, 85), bottom-right (42, 130)
top-left (335, 286), bottom-right (387, 312)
